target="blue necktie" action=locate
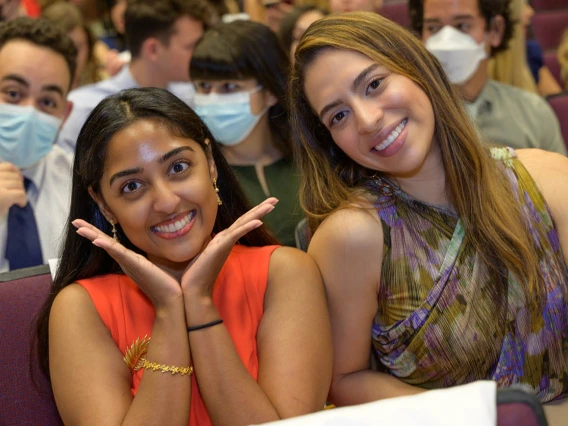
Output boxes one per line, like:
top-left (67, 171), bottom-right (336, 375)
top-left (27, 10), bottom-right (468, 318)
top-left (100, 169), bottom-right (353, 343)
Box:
top-left (6, 178), bottom-right (43, 270)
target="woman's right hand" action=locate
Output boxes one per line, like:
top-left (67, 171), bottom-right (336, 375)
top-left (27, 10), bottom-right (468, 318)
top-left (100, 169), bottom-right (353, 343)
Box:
top-left (72, 219), bottom-right (183, 309)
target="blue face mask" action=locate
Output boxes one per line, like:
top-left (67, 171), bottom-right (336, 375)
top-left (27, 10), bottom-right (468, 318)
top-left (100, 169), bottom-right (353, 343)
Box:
top-left (193, 86), bottom-right (268, 146)
top-left (0, 104), bottom-right (62, 168)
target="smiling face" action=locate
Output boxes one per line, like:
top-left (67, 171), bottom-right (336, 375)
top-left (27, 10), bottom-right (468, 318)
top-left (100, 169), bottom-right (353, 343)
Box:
top-left (303, 48), bottom-right (437, 178)
top-left (93, 119), bottom-right (219, 271)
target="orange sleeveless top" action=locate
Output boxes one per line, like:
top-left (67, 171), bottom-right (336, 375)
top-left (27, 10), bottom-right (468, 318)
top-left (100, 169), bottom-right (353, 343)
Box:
top-left (77, 244), bottom-right (279, 426)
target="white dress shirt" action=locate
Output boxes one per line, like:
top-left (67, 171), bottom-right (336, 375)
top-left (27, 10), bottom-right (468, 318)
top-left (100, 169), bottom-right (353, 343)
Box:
top-left (0, 145), bottom-right (73, 272)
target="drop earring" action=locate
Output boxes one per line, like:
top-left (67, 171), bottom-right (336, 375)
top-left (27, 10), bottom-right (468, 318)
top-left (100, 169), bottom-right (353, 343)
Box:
top-left (110, 220), bottom-right (118, 242)
top-left (213, 178), bottom-right (222, 206)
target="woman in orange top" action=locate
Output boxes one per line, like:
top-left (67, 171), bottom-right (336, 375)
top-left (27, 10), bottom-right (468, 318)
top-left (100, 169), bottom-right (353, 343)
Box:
top-left (35, 87), bottom-right (332, 426)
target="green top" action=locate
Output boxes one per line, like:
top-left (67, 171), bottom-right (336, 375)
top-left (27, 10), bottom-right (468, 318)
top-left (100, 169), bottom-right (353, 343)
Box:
top-left (231, 158), bottom-right (302, 247)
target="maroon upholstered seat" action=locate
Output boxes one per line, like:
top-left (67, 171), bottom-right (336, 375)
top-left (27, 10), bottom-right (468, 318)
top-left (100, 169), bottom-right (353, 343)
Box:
top-left (532, 11), bottom-right (568, 50)
top-left (0, 265), bottom-right (63, 425)
top-left (531, 0), bottom-right (568, 12)
top-left (380, 2), bottom-right (410, 29)
top-left (543, 50), bottom-right (562, 86)
top-left (547, 91), bottom-right (568, 149)
top-left (497, 388), bottom-right (548, 426)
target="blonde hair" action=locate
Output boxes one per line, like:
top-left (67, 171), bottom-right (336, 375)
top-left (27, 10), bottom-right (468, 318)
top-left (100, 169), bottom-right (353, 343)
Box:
top-left (289, 12), bottom-right (543, 297)
top-left (488, 0), bottom-right (538, 93)
top-left (559, 29), bottom-right (568, 89)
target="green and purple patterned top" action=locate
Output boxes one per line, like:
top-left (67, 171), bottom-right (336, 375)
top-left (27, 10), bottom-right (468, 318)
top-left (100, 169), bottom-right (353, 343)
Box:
top-left (371, 147), bottom-right (568, 403)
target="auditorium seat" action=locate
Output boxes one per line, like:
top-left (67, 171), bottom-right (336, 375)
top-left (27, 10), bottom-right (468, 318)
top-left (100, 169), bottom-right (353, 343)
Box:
top-left (543, 50), bottom-right (562, 86)
top-left (532, 11), bottom-right (568, 51)
top-left (380, 2), bottom-right (410, 28)
top-left (547, 91), bottom-right (568, 149)
top-left (531, 0), bottom-right (567, 12)
top-left (0, 265), bottom-right (62, 425)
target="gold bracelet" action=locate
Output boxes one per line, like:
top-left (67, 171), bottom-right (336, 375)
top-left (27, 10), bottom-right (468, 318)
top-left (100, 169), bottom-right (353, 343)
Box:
top-left (123, 335), bottom-right (193, 376)
top-left (139, 359), bottom-right (193, 375)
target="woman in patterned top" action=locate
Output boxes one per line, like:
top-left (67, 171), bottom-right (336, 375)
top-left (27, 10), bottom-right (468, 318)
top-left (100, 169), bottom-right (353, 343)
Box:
top-left (289, 12), bottom-right (568, 405)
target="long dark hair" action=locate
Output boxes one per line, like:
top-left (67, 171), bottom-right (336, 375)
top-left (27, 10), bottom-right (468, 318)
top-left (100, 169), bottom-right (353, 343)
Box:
top-left (35, 87), bottom-right (278, 379)
top-left (190, 20), bottom-right (292, 158)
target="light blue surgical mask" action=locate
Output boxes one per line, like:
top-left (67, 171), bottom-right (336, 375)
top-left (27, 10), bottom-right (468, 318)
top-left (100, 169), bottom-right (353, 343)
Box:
top-left (193, 86), bottom-right (268, 146)
top-left (0, 104), bottom-right (61, 168)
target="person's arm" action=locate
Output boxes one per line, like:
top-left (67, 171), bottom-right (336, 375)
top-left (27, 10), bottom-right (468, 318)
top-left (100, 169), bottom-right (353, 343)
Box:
top-left (537, 66), bottom-right (562, 97)
top-left (183, 246), bottom-right (332, 425)
top-left (49, 284), bottom-right (191, 426)
top-left (308, 204), bottom-right (424, 406)
top-left (517, 149), bottom-right (568, 268)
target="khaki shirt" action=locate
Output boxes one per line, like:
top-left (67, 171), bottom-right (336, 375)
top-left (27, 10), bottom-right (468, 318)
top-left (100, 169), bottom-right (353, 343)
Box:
top-left (465, 79), bottom-right (566, 155)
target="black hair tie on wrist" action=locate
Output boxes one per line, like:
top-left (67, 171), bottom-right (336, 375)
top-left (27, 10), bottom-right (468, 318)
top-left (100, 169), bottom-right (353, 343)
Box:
top-left (187, 318), bottom-right (224, 332)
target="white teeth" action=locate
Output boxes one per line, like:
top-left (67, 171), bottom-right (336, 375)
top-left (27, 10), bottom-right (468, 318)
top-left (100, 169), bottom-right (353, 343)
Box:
top-left (374, 119), bottom-right (408, 152)
top-left (153, 211), bottom-right (195, 233)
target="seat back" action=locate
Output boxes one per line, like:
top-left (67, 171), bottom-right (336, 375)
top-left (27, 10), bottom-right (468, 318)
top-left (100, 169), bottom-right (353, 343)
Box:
top-left (532, 11), bottom-right (568, 50)
top-left (543, 50), bottom-right (562, 85)
top-left (0, 265), bottom-right (63, 425)
top-left (380, 2), bottom-right (410, 28)
top-left (531, 0), bottom-right (567, 12)
top-left (496, 388), bottom-right (548, 426)
top-left (547, 91), bottom-right (568, 149)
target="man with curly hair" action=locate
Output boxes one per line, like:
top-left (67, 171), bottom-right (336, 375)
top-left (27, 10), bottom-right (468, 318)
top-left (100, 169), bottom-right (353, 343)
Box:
top-left (409, 0), bottom-right (566, 154)
top-left (0, 17), bottom-right (76, 271)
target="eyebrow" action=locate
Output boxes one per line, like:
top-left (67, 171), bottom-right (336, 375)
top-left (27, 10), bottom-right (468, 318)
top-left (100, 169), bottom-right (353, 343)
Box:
top-left (109, 167), bottom-right (144, 186)
top-left (1, 74), bottom-right (65, 97)
top-left (42, 84), bottom-right (65, 97)
top-left (318, 63), bottom-right (380, 121)
top-left (1, 74), bottom-right (29, 87)
top-left (108, 146), bottom-right (196, 186)
top-left (424, 15), bottom-right (475, 23)
top-left (158, 146), bottom-right (194, 164)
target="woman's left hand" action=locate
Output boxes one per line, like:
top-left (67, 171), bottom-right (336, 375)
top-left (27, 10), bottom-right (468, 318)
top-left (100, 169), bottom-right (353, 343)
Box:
top-left (180, 197), bottom-right (277, 301)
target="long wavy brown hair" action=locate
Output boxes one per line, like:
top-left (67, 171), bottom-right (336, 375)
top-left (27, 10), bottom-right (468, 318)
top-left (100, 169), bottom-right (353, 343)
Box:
top-left (288, 12), bottom-right (543, 297)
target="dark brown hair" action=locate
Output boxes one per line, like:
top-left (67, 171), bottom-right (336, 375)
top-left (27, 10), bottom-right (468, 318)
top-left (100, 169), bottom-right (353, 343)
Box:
top-left (0, 16), bottom-right (77, 87)
top-left (125, 0), bottom-right (215, 58)
top-left (190, 20), bottom-right (292, 158)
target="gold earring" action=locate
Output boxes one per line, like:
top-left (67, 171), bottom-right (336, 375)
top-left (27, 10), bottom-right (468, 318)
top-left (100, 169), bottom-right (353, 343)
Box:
top-left (110, 220), bottom-right (118, 242)
top-left (213, 178), bottom-right (222, 206)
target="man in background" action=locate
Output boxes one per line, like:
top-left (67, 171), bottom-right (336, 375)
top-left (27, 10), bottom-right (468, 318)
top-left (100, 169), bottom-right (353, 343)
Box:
top-left (0, 17), bottom-right (76, 271)
top-left (57, 0), bottom-right (214, 153)
top-left (409, 0), bottom-right (566, 154)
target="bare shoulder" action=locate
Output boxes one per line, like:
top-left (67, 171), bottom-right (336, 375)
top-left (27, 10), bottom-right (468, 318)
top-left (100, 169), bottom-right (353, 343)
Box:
top-left (51, 283), bottom-right (94, 318)
top-left (308, 201), bottom-right (383, 295)
top-left (516, 149), bottom-right (568, 227)
top-left (265, 246), bottom-right (325, 301)
top-left (309, 201), bottom-right (384, 264)
top-left (268, 245), bottom-right (319, 275)
top-left (516, 148), bottom-right (568, 173)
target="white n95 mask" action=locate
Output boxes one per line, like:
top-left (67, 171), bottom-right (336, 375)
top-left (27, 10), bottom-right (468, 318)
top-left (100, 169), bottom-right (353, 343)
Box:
top-left (426, 26), bottom-right (488, 85)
